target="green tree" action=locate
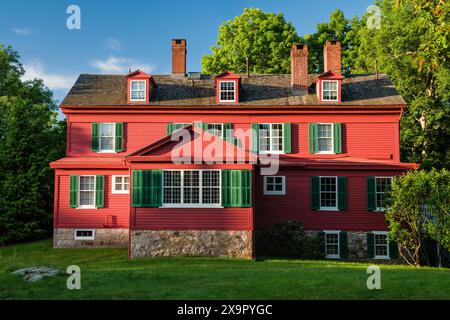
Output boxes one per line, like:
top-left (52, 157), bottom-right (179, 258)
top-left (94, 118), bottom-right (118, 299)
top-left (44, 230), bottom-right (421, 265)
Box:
top-left (201, 8), bottom-right (301, 74)
top-left (357, 0), bottom-right (450, 169)
top-left (0, 45), bottom-right (65, 245)
top-left (305, 9), bottom-right (364, 74)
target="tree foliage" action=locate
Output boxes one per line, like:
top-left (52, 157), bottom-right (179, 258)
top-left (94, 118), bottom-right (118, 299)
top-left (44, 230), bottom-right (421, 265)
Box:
top-left (0, 45), bottom-right (66, 245)
top-left (386, 169), bottom-right (450, 266)
top-left (201, 8), bottom-right (301, 74)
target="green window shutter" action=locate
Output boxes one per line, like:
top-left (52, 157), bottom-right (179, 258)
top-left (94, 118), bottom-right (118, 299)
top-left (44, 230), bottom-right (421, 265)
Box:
top-left (366, 176), bottom-right (376, 211)
top-left (366, 233), bottom-right (375, 258)
top-left (132, 170), bottom-right (143, 207)
top-left (339, 231), bottom-right (348, 258)
top-left (309, 123), bottom-right (318, 154)
top-left (337, 176), bottom-right (348, 210)
top-left (389, 241), bottom-right (398, 259)
top-left (95, 175), bottom-right (105, 208)
top-left (318, 231), bottom-right (325, 255)
top-left (91, 123), bottom-right (99, 152)
top-left (251, 123), bottom-right (259, 154)
top-left (69, 175), bottom-right (79, 208)
top-left (221, 170), bottom-right (232, 207)
top-left (311, 176), bottom-right (320, 210)
top-left (233, 138), bottom-right (241, 147)
top-left (222, 170), bottom-right (251, 207)
top-left (333, 123), bottom-right (342, 154)
top-left (223, 123), bottom-right (232, 142)
top-left (142, 170), bottom-right (162, 207)
top-left (202, 123), bottom-right (209, 131)
top-left (115, 123), bottom-right (124, 152)
top-left (283, 123), bottom-right (292, 154)
top-left (166, 123), bottom-right (175, 136)
top-left (132, 170), bottom-right (161, 207)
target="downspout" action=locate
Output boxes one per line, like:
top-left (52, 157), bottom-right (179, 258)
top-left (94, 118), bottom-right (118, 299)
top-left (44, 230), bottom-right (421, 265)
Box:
top-left (125, 159), bottom-right (132, 260)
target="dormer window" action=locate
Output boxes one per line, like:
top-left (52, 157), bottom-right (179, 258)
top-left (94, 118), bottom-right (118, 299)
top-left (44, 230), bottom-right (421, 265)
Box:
top-left (130, 80), bottom-right (147, 101)
top-left (219, 81), bottom-right (236, 102)
top-left (322, 80), bottom-right (338, 101)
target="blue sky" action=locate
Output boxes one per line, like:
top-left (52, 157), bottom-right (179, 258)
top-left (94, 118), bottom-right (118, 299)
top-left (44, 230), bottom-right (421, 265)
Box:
top-left (0, 0), bottom-right (374, 105)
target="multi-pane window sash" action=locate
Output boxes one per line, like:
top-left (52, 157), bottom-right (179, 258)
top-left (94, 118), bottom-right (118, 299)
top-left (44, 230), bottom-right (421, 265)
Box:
top-left (219, 81), bottom-right (236, 102)
top-left (79, 176), bottom-right (95, 208)
top-left (317, 124), bottom-right (333, 153)
top-left (259, 123), bottom-right (284, 153)
top-left (130, 80), bottom-right (146, 101)
top-left (207, 123), bottom-right (223, 137)
top-left (112, 175), bottom-right (130, 194)
top-left (162, 170), bottom-right (221, 207)
top-left (375, 177), bottom-right (392, 210)
top-left (374, 232), bottom-right (389, 258)
top-left (320, 177), bottom-right (337, 210)
top-left (322, 80), bottom-right (338, 101)
top-left (264, 176), bottom-right (285, 195)
top-left (99, 123), bottom-right (115, 152)
top-left (325, 232), bottom-right (340, 258)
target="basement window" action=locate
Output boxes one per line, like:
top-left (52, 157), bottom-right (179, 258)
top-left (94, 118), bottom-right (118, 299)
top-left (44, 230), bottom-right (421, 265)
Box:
top-left (373, 231), bottom-right (389, 259)
top-left (130, 80), bottom-right (146, 101)
top-left (322, 80), bottom-right (338, 101)
top-left (74, 229), bottom-right (95, 240)
top-left (324, 231), bottom-right (340, 259)
top-left (219, 81), bottom-right (236, 102)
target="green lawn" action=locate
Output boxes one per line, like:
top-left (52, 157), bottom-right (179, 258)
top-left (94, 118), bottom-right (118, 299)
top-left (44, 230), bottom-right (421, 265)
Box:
top-left (0, 240), bottom-right (449, 300)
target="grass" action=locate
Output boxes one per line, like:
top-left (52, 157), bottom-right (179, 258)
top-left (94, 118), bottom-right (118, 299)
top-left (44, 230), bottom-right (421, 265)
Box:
top-left (0, 240), bottom-right (449, 300)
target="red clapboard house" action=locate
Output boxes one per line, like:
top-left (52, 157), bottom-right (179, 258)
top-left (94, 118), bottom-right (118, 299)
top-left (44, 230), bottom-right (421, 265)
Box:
top-left (50, 39), bottom-right (418, 260)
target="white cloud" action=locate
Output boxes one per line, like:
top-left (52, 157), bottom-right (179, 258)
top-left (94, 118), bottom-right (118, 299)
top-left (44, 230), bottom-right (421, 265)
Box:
top-left (22, 60), bottom-right (76, 90)
top-left (105, 37), bottom-right (122, 51)
top-left (13, 27), bottom-right (32, 36)
top-left (90, 56), bottom-right (155, 74)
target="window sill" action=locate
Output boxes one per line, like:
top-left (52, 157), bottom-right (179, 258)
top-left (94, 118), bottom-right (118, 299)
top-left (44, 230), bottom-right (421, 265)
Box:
top-left (258, 151), bottom-right (285, 155)
top-left (319, 208), bottom-right (339, 212)
top-left (316, 152), bottom-right (336, 155)
top-left (374, 256), bottom-right (390, 260)
top-left (76, 207), bottom-right (98, 210)
top-left (264, 192), bottom-right (286, 196)
top-left (112, 191), bottom-right (130, 195)
top-left (97, 151), bottom-right (117, 154)
top-left (325, 255), bottom-right (341, 259)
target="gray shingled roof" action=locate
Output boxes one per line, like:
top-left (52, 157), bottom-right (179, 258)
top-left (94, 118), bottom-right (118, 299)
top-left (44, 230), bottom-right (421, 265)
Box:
top-left (61, 73), bottom-right (406, 107)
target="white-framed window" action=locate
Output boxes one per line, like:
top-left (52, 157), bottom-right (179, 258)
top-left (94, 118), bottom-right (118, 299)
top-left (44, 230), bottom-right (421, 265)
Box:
top-left (219, 81), bottom-right (236, 102)
top-left (322, 80), bottom-right (338, 101)
top-left (324, 231), bottom-right (340, 259)
top-left (207, 123), bottom-right (223, 137)
top-left (320, 176), bottom-right (338, 210)
top-left (79, 175), bottom-right (96, 209)
top-left (99, 123), bottom-right (115, 152)
top-left (375, 177), bottom-right (392, 211)
top-left (259, 123), bottom-right (284, 154)
top-left (373, 231), bottom-right (390, 259)
top-left (263, 176), bottom-right (286, 195)
top-left (74, 229), bottom-right (95, 240)
top-left (174, 123), bottom-right (191, 131)
top-left (317, 123), bottom-right (334, 153)
top-left (112, 175), bottom-right (130, 194)
top-left (162, 170), bottom-right (221, 208)
top-left (130, 80), bottom-right (146, 101)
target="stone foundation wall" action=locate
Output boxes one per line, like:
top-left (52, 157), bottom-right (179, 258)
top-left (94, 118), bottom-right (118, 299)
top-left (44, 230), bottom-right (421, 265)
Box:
top-left (130, 230), bottom-right (253, 259)
top-left (53, 228), bottom-right (128, 248)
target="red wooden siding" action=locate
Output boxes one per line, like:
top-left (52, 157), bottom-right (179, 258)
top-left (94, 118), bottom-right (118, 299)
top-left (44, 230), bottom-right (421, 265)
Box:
top-left (255, 169), bottom-right (404, 231)
top-left (133, 207), bottom-right (252, 231)
top-left (67, 113), bottom-right (400, 161)
top-left (55, 170), bottom-right (130, 228)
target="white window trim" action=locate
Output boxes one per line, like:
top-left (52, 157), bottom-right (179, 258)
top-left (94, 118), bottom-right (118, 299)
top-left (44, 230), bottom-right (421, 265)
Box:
top-left (219, 80), bottom-right (237, 103)
top-left (74, 229), bottom-right (95, 240)
top-left (324, 230), bottom-right (341, 259)
top-left (130, 80), bottom-right (147, 102)
top-left (112, 175), bottom-right (130, 194)
top-left (161, 169), bottom-right (223, 208)
top-left (375, 176), bottom-right (393, 212)
top-left (373, 231), bottom-right (390, 259)
top-left (316, 123), bottom-right (335, 154)
top-left (98, 123), bottom-right (116, 153)
top-left (206, 123), bottom-right (224, 137)
top-left (319, 176), bottom-right (339, 211)
top-left (258, 123), bottom-right (285, 154)
top-left (321, 80), bottom-right (339, 102)
top-left (77, 175), bottom-right (96, 209)
top-left (263, 176), bottom-right (286, 195)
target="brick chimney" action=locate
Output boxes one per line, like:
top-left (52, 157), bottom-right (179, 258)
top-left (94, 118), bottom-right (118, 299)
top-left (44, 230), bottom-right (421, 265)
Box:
top-left (323, 40), bottom-right (341, 74)
top-left (172, 39), bottom-right (186, 78)
top-left (291, 43), bottom-right (308, 94)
